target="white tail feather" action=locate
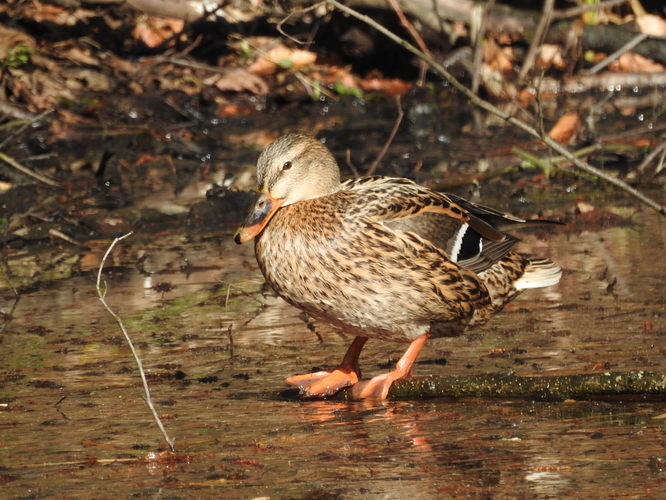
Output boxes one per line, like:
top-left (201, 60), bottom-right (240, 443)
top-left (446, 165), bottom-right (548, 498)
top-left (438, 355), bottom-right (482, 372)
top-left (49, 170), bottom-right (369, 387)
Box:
top-left (515, 259), bottom-right (562, 290)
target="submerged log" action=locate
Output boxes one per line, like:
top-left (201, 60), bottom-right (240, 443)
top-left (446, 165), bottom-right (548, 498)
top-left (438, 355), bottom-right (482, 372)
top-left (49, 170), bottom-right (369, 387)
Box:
top-left (337, 371), bottom-right (666, 401)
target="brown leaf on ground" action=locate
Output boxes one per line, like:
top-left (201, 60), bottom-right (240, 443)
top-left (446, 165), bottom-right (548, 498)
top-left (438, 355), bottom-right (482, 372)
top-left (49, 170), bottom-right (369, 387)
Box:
top-left (636, 14), bottom-right (666, 36)
top-left (243, 39), bottom-right (317, 76)
top-left (359, 77), bottom-right (412, 95)
top-left (0, 26), bottom-right (36, 59)
top-left (311, 65), bottom-right (358, 89)
top-left (609, 52), bottom-right (666, 73)
top-left (205, 68), bottom-right (269, 95)
top-left (536, 44), bottom-right (565, 70)
top-left (548, 112), bottom-right (581, 145)
top-left (51, 42), bottom-right (100, 66)
top-left (23, 3), bottom-right (97, 26)
top-left (132, 16), bottom-right (184, 48)
top-left (484, 38), bottom-right (514, 73)
top-left (61, 68), bottom-right (113, 92)
top-left (106, 54), bottom-right (140, 75)
top-left (9, 69), bottom-right (75, 111)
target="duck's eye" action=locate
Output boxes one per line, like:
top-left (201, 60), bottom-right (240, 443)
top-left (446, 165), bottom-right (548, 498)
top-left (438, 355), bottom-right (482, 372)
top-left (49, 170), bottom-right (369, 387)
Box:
top-left (282, 161), bottom-right (292, 171)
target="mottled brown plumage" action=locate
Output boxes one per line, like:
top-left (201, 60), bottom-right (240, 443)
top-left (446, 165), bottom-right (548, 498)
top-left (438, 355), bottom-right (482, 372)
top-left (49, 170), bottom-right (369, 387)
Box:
top-left (234, 134), bottom-right (561, 399)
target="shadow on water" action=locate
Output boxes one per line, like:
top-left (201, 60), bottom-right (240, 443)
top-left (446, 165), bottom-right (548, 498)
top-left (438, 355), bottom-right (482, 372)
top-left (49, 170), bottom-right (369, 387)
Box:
top-left (1, 114), bottom-right (665, 497)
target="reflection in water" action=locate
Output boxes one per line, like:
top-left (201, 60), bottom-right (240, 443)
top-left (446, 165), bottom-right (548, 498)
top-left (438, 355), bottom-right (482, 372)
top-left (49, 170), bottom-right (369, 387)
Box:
top-left (1, 207), bottom-right (665, 498)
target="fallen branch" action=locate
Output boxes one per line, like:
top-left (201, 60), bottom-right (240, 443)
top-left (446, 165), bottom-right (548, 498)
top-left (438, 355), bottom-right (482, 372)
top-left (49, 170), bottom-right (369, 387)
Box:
top-left (96, 231), bottom-right (176, 452)
top-left (325, 0), bottom-right (665, 216)
top-left (0, 150), bottom-right (61, 188)
top-left (335, 371), bottom-right (666, 400)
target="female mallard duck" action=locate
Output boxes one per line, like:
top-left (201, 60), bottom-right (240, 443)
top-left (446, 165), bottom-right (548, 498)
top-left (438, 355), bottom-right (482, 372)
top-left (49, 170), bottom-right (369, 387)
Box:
top-left (234, 134), bottom-right (561, 400)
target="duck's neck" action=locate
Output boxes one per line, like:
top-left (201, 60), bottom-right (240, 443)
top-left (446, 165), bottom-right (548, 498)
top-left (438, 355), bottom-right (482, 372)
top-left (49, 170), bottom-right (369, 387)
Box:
top-left (283, 175), bottom-right (341, 206)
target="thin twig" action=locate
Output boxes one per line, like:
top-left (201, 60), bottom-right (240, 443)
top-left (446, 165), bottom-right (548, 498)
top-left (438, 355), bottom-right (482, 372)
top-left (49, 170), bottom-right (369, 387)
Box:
top-left (325, 0), bottom-right (665, 216)
top-left (471, 0), bottom-right (494, 95)
top-left (386, 0), bottom-right (430, 84)
top-left (0, 109), bottom-right (52, 150)
top-left (517, 0), bottom-right (555, 83)
top-left (0, 150), bottom-right (61, 187)
top-left (584, 32), bottom-right (649, 75)
top-left (345, 149), bottom-right (361, 178)
top-left (636, 140), bottom-right (666, 174)
top-left (386, 0), bottom-right (430, 56)
top-left (48, 228), bottom-right (83, 246)
top-left (276, 1), bottom-right (327, 45)
top-left (366, 95), bottom-right (404, 176)
top-left (553, 0), bottom-right (629, 20)
top-left (96, 232), bottom-right (176, 452)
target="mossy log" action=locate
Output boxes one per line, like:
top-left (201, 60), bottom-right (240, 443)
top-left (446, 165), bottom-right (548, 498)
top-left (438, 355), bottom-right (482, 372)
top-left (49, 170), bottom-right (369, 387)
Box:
top-left (336, 371), bottom-right (666, 401)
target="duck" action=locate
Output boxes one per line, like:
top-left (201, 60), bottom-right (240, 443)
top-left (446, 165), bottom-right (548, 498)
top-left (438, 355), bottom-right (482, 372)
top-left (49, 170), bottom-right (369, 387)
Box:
top-left (234, 133), bottom-right (561, 400)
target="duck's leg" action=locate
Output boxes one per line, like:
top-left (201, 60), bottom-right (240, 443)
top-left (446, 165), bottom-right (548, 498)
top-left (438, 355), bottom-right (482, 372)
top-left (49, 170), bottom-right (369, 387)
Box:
top-left (351, 333), bottom-right (429, 400)
top-left (285, 336), bottom-right (368, 397)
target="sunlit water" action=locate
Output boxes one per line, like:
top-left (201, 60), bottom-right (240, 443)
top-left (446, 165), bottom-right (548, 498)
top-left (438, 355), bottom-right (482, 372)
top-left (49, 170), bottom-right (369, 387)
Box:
top-left (1, 203), bottom-right (665, 498)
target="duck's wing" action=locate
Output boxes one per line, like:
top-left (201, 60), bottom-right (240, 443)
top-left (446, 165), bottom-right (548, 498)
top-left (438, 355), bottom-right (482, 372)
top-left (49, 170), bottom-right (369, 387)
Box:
top-left (342, 177), bottom-right (504, 242)
top-left (343, 177), bottom-right (554, 274)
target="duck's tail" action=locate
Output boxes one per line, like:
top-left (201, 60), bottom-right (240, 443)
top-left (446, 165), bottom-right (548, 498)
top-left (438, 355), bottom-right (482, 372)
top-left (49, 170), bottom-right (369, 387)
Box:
top-left (515, 258), bottom-right (562, 290)
top-left (469, 254), bottom-right (561, 327)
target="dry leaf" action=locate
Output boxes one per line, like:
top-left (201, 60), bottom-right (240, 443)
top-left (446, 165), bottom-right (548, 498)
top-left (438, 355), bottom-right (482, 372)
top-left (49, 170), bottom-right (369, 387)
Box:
top-left (548, 112), bottom-right (581, 144)
top-left (52, 43), bottom-right (100, 66)
top-left (0, 26), bottom-right (36, 60)
top-left (246, 42), bottom-right (317, 76)
top-left (132, 16), bottom-right (184, 48)
top-left (359, 77), bottom-right (412, 95)
top-left (636, 14), bottom-right (666, 36)
top-left (609, 52), bottom-right (666, 73)
top-left (206, 68), bottom-right (269, 95)
top-left (537, 44), bottom-right (565, 70)
top-left (484, 38), bottom-right (513, 73)
top-left (61, 69), bottom-right (112, 92)
top-left (24, 4), bottom-right (97, 25)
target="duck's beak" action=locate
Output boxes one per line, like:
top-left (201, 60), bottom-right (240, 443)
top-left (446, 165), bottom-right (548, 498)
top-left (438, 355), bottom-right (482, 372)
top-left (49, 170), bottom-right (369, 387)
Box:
top-left (234, 191), bottom-right (284, 244)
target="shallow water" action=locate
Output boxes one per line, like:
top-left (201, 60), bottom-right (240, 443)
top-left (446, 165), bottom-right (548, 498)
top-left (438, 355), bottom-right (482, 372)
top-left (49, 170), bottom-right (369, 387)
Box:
top-left (1, 193), bottom-right (665, 498)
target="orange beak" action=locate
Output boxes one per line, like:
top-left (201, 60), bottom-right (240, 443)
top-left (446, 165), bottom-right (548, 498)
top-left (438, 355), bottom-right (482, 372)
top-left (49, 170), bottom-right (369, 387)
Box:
top-left (234, 192), bottom-right (284, 244)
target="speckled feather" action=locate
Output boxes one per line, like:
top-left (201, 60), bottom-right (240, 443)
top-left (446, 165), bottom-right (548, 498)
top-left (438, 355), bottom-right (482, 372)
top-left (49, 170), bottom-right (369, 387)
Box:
top-left (257, 179), bottom-right (525, 342)
top-left (247, 134), bottom-right (560, 344)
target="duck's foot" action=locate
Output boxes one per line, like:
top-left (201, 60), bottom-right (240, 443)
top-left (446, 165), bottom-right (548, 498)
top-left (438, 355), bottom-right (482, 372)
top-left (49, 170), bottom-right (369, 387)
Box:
top-left (350, 333), bottom-right (429, 401)
top-left (285, 336), bottom-right (368, 398)
top-left (285, 369), bottom-right (359, 397)
top-left (351, 372), bottom-right (399, 400)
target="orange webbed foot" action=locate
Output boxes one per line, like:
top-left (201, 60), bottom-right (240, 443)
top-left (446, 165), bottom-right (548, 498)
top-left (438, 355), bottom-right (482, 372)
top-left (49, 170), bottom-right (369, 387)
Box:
top-left (285, 369), bottom-right (359, 397)
top-left (350, 372), bottom-right (399, 400)
top-left (351, 333), bottom-right (429, 401)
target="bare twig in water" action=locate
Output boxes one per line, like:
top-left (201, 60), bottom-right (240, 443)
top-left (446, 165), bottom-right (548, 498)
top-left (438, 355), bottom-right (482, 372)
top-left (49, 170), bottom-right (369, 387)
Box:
top-left (325, 0), bottom-right (665, 216)
top-left (517, 0), bottom-right (554, 83)
top-left (0, 150), bottom-right (60, 187)
top-left (584, 32), bottom-right (650, 75)
top-left (366, 95), bottom-right (404, 176)
top-left (0, 109), bottom-right (52, 150)
top-left (96, 232), bottom-right (176, 452)
top-left (48, 228), bottom-right (83, 246)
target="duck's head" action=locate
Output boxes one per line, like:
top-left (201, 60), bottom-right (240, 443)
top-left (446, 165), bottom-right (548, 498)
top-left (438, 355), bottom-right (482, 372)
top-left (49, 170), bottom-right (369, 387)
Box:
top-left (234, 134), bottom-right (341, 244)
